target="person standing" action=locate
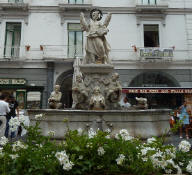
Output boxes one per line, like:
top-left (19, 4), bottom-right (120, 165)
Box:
top-left (5, 95), bottom-right (19, 138)
top-left (179, 101), bottom-right (190, 139)
top-left (0, 94), bottom-right (10, 136)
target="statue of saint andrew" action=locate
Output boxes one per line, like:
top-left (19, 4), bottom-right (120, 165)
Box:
top-left (80, 9), bottom-right (112, 64)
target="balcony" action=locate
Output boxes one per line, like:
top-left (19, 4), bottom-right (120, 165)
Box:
top-left (0, 0), bottom-right (28, 11)
top-left (136, 0), bottom-right (168, 12)
top-left (59, 0), bottom-right (92, 11)
top-left (42, 45), bottom-right (83, 62)
top-left (138, 47), bottom-right (173, 62)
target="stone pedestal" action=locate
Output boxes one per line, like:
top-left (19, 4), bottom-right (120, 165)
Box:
top-left (75, 64), bottom-right (121, 110)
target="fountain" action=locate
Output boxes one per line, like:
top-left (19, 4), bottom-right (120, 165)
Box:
top-left (28, 9), bottom-right (170, 139)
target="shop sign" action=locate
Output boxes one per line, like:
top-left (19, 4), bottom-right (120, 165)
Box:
top-left (0, 78), bottom-right (26, 85)
top-left (122, 89), bottom-right (192, 94)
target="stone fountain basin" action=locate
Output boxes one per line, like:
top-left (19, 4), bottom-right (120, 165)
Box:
top-left (27, 109), bottom-right (171, 139)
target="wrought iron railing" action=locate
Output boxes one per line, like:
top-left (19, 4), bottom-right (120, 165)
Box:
top-left (59, 0), bottom-right (92, 4)
top-left (0, 45), bottom-right (191, 63)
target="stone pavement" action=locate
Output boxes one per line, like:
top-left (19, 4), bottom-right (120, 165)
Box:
top-left (164, 133), bottom-right (192, 147)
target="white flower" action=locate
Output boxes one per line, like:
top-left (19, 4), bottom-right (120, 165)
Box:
top-left (178, 140), bottom-right (191, 152)
top-left (55, 151), bottom-right (74, 171)
top-left (119, 129), bottom-right (134, 141)
top-left (116, 154), bottom-right (125, 165)
top-left (12, 141), bottom-right (28, 152)
top-left (165, 169), bottom-right (172, 174)
top-left (141, 146), bottom-right (155, 156)
top-left (79, 155), bottom-right (83, 160)
top-left (86, 142), bottom-right (93, 149)
top-left (166, 159), bottom-right (182, 175)
top-left (186, 160), bottom-right (192, 174)
top-left (9, 117), bottom-right (20, 132)
top-left (105, 128), bottom-right (111, 133)
top-left (97, 147), bottom-right (105, 156)
top-left (105, 135), bottom-right (110, 139)
top-left (77, 128), bottom-right (83, 135)
top-left (88, 128), bottom-right (96, 139)
top-left (48, 130), bottom-right (55, 137)
top-left (10, 154), bottom-right (19, 160)
top-left (147, 137), bottom-right (156, 144)
top-left (34, 113), bottom-right (44, 120)
top-left (0, 136), bottom-right (8, 146)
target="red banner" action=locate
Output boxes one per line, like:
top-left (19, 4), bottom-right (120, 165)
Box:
top-left (122, 89), bottom-right (192, 94)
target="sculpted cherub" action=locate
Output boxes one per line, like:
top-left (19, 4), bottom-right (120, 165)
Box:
top-left (48, 85), bottom-right (62, 109)
top-left (72, 74), bottom-right (88, 109)
top-left (107, 73), bottom-right (122, 103)
top-left (80, 9), bottom-right (112, 64)
top-left (135, 97), bottom-right (148, 109)
top-left (89, 86), bottom-right (105, 110)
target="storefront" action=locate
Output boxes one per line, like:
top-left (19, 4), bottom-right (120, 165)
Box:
top-left (0, 78), bottom-right (44, 109)
top-left (122, 87), bottom-right (192, 109)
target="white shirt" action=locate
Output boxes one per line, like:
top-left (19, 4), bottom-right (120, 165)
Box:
top-left (0, 100), bottom-right (10, 116)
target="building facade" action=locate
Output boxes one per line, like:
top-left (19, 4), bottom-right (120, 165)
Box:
top-left (0, 0), bottom-right (192, 109)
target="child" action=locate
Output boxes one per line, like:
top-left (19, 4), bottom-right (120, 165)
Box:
top-left (179, 101), bottom-right (190, 139)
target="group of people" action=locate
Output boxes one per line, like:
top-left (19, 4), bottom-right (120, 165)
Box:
top-left (0, 93), bottom-right (19, 139)
top-left (170, 101), bottom-right (192, 139)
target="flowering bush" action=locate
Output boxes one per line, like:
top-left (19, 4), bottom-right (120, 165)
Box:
top-left (0, 114), bottom-right (192, 175)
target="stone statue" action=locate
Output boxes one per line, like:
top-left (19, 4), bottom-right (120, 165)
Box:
top-left (89, 86), bottom-right (105, 110)
top-left (80, 9), bottom-right (112, 64)
top-left (48, 85), bottom-right (62, 109)
top-left (72, 74), bottom-right (88, 109)
top-left (107, 73), bottom-right (122, 103)
top-left (135, 97), bottom-right (148, 109)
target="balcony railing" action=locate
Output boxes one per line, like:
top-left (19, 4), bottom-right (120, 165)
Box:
top-left (0, 0), bottom-right (28, 10)
top-left (59, 0), bottom-right (92, 5)
top-left (138, 47), bottom-right (173, 61)
top-left (136, 0), bottom-right (168, 12)
top-left (42, 45), bottom-right (83, 60)
top-left (8, 0), bottom-right (23, 3)
top-left (0, 45), bottom-right (191, 63)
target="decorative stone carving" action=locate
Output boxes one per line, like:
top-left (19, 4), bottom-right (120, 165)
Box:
top-left (72, 74), bottom-right (88, 109)
top-left (134, 97), bottom-right (148, 109)
top-left (106, 73), bottom-right (122, 109)
top-left (80, 9), bottom-right (112, 64)
top-left (89, 86), bottom-right (105, 110)
top-left (48, 85), bottom-right (62, 109)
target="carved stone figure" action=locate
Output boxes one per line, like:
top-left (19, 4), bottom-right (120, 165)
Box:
top-left (107, 73), bottom-right (122, 103)
top-left (80, 9), bottom-right (112, 64)
top-left (135, 97), bottom-right (148, 109)
top-left (48, 85), bottom-right (62, 109)
top-left (72, 74), bottom-right (88, 109)
top-left (89, 86), bottom-right (105, 110)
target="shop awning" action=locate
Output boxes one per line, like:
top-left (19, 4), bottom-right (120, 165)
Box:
top-left (122, 87), bottom-right (192, 94)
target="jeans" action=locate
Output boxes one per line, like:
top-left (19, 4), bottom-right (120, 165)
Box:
top-left (5, 116), bottom-right (15, 138)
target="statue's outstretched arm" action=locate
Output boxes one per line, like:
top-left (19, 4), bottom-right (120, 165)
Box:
top-left (103, 12), bottom-right (112, 27)
top-left (80, 12), bottom-right (89, 32)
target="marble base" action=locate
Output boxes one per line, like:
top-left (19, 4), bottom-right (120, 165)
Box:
top-left (27, 109), bottom-right (171, 139)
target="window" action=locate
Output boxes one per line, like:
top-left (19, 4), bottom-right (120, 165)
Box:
top-left (144, 25), bottom-right (159, 47)
top-left (142, 0), bottom-right (156, 5)
top-left (68, 23), bottom-right (83, 58)
top-left (68, 0), bottom-right (83, 4)
top-left (4, 22), bottom-right (21, 58)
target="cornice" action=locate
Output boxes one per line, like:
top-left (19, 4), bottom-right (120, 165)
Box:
top-left (27, 5), bottom-right (192, 14)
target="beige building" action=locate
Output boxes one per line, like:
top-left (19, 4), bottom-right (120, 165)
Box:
top-left (0, 0), bottom-right (192, 109)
